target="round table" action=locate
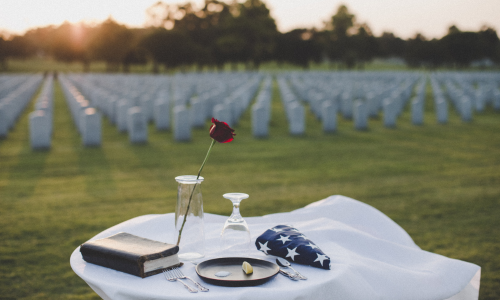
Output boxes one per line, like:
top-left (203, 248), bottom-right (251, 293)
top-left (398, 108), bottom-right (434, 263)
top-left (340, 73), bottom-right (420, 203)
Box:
top-left (71, 195), bottom-right (480, 300)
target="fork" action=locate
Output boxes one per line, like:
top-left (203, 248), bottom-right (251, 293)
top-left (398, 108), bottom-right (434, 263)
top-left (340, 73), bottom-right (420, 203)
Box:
top-left (163, 269), bottom-right (198, 293)
top-left (172, 267), bottom-right (209, 292)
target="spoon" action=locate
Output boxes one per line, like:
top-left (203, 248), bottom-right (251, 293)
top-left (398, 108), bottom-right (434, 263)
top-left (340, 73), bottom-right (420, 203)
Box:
top-left (276, 257), bottom-right (307, 280)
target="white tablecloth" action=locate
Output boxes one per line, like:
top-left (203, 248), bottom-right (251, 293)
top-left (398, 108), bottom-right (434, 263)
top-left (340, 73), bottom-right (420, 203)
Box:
top-left (70, 195), bottom-right (481, 300)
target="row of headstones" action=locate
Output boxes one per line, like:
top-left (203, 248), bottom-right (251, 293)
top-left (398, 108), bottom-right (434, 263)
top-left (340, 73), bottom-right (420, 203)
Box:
top-left (288, 70), bottom-right (499, 128)
top-left (444, 77), bottom-right (500, 117)
top-left (290, 72), bottom-right (424, 126)
top-left (64, 73), bottom-right (263, 142)
top-left (175, 75), bottom-right (262, 141)
top-left (29, 74), bottom-right (55, 149)
top-left (429, 77), bottom-right (449, 124)
top-left (0, 74), bottom-right (43, 138)
top-left (59, 74), bottom-right (102, 146)
top-left (279, 72), bottom-right (425, 132)
top-left (251, 77), bottom-right (273, 137)
top-left (277, 76), bottom-right (305, 135)
top-left (60, 71), bottom-right (498, 144)
top-left (73, 74), bottom-right (168, 107)
top-left (289, 71), bottom-right (500, 128)
top-left (0, 75), bottom-right (32, 99)
top-left (68, 74), bottom-right (170, 144)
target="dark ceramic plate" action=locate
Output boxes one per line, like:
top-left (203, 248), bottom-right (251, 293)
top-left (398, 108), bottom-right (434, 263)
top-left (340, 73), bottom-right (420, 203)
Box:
top-left (195, 257), bottom-right (279, 287)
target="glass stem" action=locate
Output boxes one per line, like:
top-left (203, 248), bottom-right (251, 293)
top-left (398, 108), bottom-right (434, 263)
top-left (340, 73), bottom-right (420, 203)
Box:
top-left (231, 202), bottom-right (242, 221)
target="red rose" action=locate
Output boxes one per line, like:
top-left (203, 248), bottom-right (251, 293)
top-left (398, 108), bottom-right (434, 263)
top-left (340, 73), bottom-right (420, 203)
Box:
top-left (209, 118), bottom-right (235, 143)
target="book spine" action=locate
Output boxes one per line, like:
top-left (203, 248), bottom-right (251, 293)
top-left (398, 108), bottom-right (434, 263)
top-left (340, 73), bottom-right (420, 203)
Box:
top-left (80, 245), bottom-right (145, 278)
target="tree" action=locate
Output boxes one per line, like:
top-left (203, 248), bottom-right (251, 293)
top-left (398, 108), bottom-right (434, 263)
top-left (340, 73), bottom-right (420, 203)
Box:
top-left (441, 27), bottom-right (482, 67)
top-left (0, 36), bottom-right (8, 70)
top-left (146, 0), bottom-right (234, 70)
top-left (141, 27), bottom-right (198, 72)
top-left (331, 5), bottom-right (355, 39)
top-left (144, 0), bottom-right (278, 70)
top-left (233, 0), bottom-right (279, 69)
top-left (5, 35), bottom-right (33, 59)
top-left (376, 32), bottom-right (406, 58)
top-left (275, 29), bottom-right (322, 69)
top-left (478, 26), bottom-right (500, 63)
top-left (48, 22), bottom-right (92, 71)
top-left (405, 33), bottom-right (429, 68)
top-left (325, 5), bottom-right (378, 68)
top-left (325, 5), bottom-right (356, 66)
top-left (350, 23), bottom-right (378, 68)
top-left (87, 18), bottom-right (133, 72)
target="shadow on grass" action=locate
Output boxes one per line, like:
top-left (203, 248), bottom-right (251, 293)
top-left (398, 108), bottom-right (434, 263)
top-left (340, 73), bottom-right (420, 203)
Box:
top-left (3, 138), bottom-right (50, 200)
top-left (78, 147), bottom-right (117, 198)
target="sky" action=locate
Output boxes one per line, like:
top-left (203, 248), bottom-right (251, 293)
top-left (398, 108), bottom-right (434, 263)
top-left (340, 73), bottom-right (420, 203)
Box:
top-left (0, 0), bottom-right (499, 39)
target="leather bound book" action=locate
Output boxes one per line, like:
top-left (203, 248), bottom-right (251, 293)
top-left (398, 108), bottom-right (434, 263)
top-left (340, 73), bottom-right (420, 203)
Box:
top-left (80, 232), bottom-right (182, 278)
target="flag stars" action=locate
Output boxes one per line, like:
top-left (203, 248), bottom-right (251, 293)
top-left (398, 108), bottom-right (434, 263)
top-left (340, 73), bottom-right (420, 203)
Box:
top-left (305, 242), bottom-right (319, 249)
top-left (314, 253), bottom-right (330, 267)
top-left (286, 247), bottom-right (300, 261)
top-left (270, 227), bottom-right (283, 233)
top-left (297, 234), bottom-right (309, 240)
top-left (258, 241), bottom-right (271, 254)
top-left (277, 235), bottom-right (291, 244)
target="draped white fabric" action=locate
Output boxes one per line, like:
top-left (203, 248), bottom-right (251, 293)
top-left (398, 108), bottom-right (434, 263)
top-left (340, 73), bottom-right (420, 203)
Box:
top-left (71, 195), bottom-right (480, 300)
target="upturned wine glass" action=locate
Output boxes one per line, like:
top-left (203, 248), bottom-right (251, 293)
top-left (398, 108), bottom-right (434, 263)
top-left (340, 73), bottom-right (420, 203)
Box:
top-left (220, 193), bottom-right (251, 256)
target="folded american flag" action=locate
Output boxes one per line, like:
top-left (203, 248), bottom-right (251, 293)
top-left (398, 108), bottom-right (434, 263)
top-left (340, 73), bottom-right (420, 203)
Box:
top-left (255, 225), bottom-right (331, 270)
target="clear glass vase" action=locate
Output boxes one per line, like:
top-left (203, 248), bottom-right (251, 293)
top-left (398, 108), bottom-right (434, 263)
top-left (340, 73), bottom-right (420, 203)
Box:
top-left (175, 175), bottom-right (205, 261)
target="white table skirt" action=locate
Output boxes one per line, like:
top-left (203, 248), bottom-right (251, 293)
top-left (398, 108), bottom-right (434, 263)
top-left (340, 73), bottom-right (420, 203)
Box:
top-left (70, 195), bottom-right (480, 300)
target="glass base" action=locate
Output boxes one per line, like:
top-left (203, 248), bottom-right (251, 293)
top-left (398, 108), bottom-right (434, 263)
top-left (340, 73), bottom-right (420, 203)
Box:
top-left (178, 252), bottom-right (205, 261)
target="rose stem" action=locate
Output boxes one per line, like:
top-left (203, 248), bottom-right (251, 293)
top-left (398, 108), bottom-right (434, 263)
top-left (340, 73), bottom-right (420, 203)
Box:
top-left (176, 139), bottom-right (216, 246)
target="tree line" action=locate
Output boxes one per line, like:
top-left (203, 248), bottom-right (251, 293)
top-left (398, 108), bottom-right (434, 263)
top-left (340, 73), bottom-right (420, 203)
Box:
top-left (0, 0), bottom-right (499, 72)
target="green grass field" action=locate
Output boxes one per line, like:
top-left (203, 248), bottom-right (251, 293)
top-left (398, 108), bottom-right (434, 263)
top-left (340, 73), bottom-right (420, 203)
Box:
top-left (1, 57), bottom-right (418, 74)
top-left (0, 70), bottom-right (499, 299)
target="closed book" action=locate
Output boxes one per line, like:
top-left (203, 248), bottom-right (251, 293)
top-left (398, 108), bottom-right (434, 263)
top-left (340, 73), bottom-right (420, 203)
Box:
top-left (80, 232), bottom-right (182, 278)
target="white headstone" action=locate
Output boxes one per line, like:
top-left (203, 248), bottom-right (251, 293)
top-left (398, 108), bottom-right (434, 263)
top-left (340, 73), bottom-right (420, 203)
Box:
top-left (81, 108), bottom-right (101, 147)
top-left (353, 100), bottom-right (368, 130)
top-left (474, 91), bottom-right (485, 113)
top-left (140, 97), bottom-right (154, 123)
top-left (190, 99), bottom-right (205, 128)
top-left (127, 107), bottom-right (148, 144)
top-left (289, 102), bottom-right (305, 135)
top-left (321, 100), bottom-right (337, 133)
top-left (0, 105), bottom-right (8, 138)
top-left (251, 104), bottom-right (268, 138)
top-left (29, 110), bottom-right (51, 149)
top-left (367, 95), bottom-right (380, 118)
top-left (224, 99), bottom-right (236, 127)
top-left (77, 100), bottom-right (90, 134)
top-left (154, 100), bottom-right (170, 131)
top-left (117, 99), bottom-right (131, 132)
top-left (493, 91), bottom-right (500, 111)
top-left (383, 98), bottom-right (396, 128)
top-left (173, 105), bottom-right (191, 142)
top-left (213, 104), bottom-right (232, 126)
top-left (411, 98), bottom-right (424, 125)
top-left (461, 97), bottom-right (472, 122)
top-left (436, 98), bottom-right (448, 124)
top-left (107, 98), bottom-right (117, 124)
top-left (341, 93), bottom-right (353, 119)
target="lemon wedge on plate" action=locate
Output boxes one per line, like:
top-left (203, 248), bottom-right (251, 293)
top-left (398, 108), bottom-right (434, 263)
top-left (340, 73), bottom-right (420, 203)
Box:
top-left (242, 261), bottom-right (253, 274)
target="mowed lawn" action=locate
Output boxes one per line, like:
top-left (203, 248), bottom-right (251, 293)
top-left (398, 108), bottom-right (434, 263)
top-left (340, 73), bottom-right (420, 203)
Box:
top-left (0, 76), bottom-right (499, 299)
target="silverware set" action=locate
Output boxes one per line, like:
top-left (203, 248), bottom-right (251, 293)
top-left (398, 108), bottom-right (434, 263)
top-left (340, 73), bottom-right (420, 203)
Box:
top-left (276, 257), bottom-right (307, 281)
top-left (163, 267), bottom-right (209, 293)
top-left (164, 258), bottom-right (306, 292)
